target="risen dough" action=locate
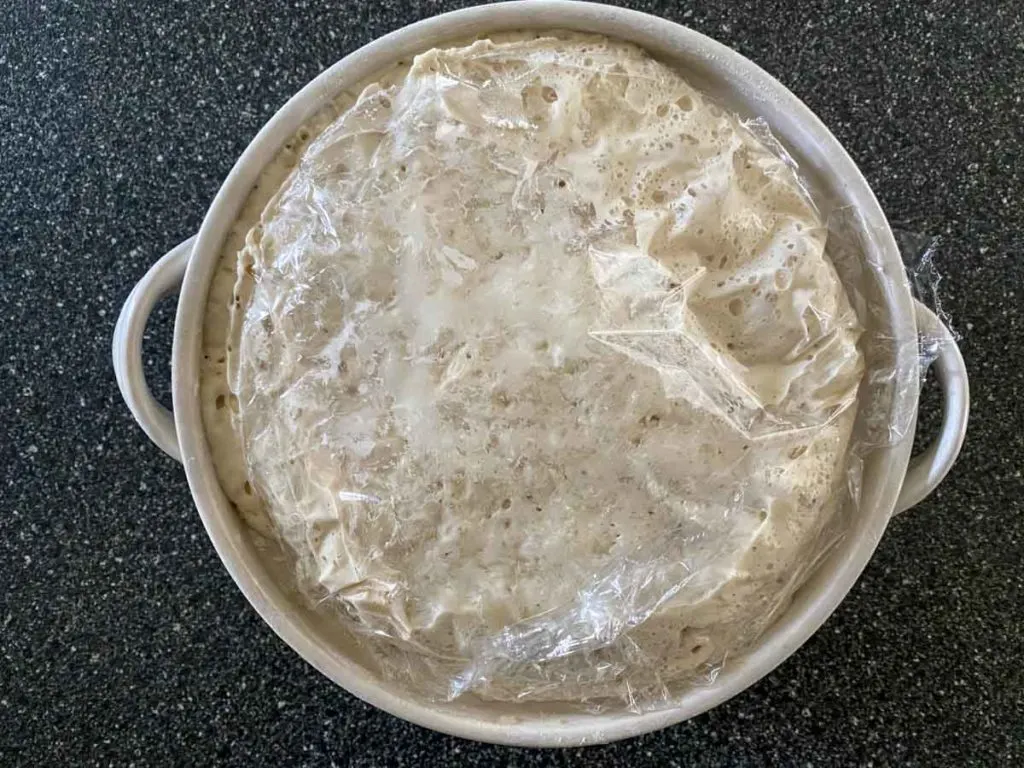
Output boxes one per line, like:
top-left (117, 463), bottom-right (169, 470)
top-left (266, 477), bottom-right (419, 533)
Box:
top-left (201, 34), bottom-right (863, 705)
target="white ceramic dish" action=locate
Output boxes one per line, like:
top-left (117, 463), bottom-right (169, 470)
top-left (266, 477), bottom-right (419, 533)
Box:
top-left (113, 1), bottom-right (969, 747)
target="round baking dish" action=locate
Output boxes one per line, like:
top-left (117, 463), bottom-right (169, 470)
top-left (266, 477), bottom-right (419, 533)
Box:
top-left (113, 1), bottom-right (969, 747)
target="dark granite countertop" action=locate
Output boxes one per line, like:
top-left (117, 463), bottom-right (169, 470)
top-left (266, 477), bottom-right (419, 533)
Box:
top-left (2, 0), bottom-right (1022, 764)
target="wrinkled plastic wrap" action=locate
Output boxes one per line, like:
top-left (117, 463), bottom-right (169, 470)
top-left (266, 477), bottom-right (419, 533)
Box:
top-left (224, 36), bottom-right (951, 711)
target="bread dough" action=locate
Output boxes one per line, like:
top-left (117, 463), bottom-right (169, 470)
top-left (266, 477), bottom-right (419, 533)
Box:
top-left (200, 34), bottom-right (863, 706)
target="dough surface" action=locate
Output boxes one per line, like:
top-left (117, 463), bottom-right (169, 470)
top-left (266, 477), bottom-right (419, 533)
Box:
top-left (201, 34), bottom-right (863, 705)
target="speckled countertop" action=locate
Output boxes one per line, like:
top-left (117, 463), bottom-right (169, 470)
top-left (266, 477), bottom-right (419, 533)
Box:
top-left (2, 0), bottom-right (1022, 765)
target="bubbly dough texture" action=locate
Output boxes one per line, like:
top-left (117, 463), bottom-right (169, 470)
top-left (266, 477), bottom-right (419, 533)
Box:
top-left (204, 35), bottom-right (864, 705)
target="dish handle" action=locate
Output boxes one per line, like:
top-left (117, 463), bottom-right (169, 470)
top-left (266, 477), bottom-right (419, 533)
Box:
top-left (112, 236), bottom-right (195, 462)
top-left (895, 301), bottom-right (970, 512)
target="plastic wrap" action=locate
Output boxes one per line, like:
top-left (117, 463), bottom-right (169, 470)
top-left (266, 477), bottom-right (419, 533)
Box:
top-left (895, 228), bottom-right (959, 370)
top-left (223, 35), bottom-right (946, 711)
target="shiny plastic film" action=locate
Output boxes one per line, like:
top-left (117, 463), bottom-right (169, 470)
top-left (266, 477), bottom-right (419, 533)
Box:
top-left (221, 36), bottom-right (944, 711)
top-left (896, 228), bottom-right (960, 371)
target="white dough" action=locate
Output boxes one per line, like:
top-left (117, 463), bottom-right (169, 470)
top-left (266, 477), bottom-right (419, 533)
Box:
top-left (200, 34), bottom-right (863, 706)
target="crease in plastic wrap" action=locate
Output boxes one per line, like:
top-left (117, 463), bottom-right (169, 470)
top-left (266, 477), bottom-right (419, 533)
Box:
top-left (225, 36), bottom-right (953, 712)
